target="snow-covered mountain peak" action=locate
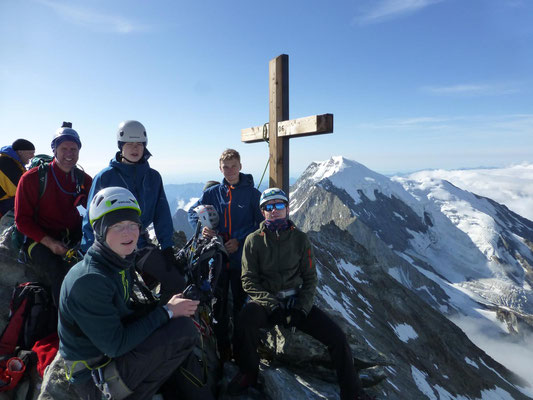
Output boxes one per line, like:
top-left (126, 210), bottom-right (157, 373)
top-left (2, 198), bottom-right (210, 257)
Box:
top-left (302, 156), bottom-right (419, 209)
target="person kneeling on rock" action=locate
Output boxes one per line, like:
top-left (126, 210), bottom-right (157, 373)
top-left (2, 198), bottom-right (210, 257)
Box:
top-left (58, 186), bottom-right (213, 400)
top-left (228, 187), bottom-right (374, 400)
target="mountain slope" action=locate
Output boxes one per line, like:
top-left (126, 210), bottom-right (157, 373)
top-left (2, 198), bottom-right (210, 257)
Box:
top-left (290, 156), bottom-right (533, 392)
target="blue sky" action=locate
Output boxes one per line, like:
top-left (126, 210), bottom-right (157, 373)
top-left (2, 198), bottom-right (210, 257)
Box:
top-left (1, 0), bottom-right (532, 184)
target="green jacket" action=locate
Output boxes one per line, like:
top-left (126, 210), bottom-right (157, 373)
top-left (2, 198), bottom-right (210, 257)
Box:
top-left (58, 243), bottom-right (168, 364)
top-left (241, 220), bottom-right (317, 315)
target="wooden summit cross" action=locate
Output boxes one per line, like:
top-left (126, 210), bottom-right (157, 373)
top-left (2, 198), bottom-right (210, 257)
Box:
top-left (241, 54), bottom-right (333, 195)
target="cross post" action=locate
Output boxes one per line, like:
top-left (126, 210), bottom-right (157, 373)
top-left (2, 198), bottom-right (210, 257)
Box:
top-left (241, 54), bottom-right (333, 196)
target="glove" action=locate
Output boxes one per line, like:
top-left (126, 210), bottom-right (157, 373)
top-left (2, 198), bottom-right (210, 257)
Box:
top-left (287, 308), bottom-right (306, 329)
top-left (268, 305), bottom-right (286, 326)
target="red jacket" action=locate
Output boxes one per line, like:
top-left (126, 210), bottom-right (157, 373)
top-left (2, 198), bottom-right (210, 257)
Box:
top-left (15, 160), bottom-right (92, 243)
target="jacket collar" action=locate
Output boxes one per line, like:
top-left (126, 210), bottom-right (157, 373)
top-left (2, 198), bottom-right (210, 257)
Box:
top-left (222, 173), bottom-right (255, 189)
top-left (89, 240), bottom-right (135, 272)
top-left (110, 152), bottom-right (150, 173)
top-left (259, 219), bottom-right (295, 238)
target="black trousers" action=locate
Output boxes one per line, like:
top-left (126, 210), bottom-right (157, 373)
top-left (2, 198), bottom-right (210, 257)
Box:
top-left (72, 317), bottom-right (214, 400)
top-left (25, 241), bottom-right (70, 307)
top-left (233, 302), bottom-right (361, 400)
top-left (212, 268), bottom-right (247, 350)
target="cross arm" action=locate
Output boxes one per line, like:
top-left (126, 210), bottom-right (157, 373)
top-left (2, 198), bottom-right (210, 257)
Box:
top-left (241, 113), bottom-right (333, 143)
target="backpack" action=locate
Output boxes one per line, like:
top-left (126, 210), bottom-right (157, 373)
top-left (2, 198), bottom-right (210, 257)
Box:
top-left (0, 282), bottom-right (57, 357)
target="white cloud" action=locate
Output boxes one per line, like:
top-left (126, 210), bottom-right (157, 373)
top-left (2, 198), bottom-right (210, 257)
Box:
top-left (37, 0), bottom-right (147, 34)
top-left (421, 83), bottom-right (520, 96)
top-left (404, 163), bottom-right (533, 221)
top-left (353, 113), bottom-right (533, 139)
top-left (354, 0), bottom-right (443, 25)
top-left (451, 314), bottom-right (533, 391)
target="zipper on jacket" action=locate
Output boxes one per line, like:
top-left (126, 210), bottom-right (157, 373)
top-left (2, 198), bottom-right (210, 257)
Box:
top-left (119, 270), bottom-right (129, 301)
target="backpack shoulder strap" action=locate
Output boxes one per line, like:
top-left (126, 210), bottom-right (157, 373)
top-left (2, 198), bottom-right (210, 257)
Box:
top-left (73, 167), bottom-right (86, 194)
top-left (37, 163), bottom-right (50, 199)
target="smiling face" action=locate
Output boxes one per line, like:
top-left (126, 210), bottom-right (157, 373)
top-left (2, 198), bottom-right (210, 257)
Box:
top-left (220, 158), bottom-right (241, 185)
top-left (105, 220), bottom-right (140, 258)
top-left (54, 140), bottom-right (79, 172)
top-left (121, 142), bottom-right (144, 164)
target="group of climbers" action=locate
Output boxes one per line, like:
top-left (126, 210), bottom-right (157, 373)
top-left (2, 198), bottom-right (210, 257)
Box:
top-left (1, 122), bottom-right (375, 399)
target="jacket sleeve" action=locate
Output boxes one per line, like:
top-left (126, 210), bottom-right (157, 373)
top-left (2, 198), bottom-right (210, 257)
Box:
top-left (241, 235), bottom-right (279, 313)
top-left (234, 187), bottom-right (264, 245)
top-left (14, 171), bottom-right (46, 242)
top-left (152, 172), bottom-right (174, 250)
top-left (81, 173), bottom-right (103, 252)
top-left (253, 188), bottom-right (264, 229)
top-left (80, 173), bottom-right (93, 208)
top-left (68, 273), bottom-right (168, 358)
top-left (295, 234), bottom-right (318, 315)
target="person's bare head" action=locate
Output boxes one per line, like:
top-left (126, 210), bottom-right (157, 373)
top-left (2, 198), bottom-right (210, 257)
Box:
top-left (219, 149), bottom-right (242, 185)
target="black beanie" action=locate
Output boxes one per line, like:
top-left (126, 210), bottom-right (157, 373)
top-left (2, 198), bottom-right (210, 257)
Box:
top-left (93, 208), bottom-right (141, 242)
top-left (12, 139), bottom-right (35, 151)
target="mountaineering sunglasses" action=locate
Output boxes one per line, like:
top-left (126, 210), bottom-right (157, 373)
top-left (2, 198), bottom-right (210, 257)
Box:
top-left (263, 203), bottom-right (287, 212)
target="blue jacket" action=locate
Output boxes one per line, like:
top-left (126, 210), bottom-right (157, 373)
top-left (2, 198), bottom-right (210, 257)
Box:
top-left (81, 153), bottom-right (174, 252)
top-left (58, 243), bottom-right (168, 365)
top-left (188, 173), bottom-right (263, 269)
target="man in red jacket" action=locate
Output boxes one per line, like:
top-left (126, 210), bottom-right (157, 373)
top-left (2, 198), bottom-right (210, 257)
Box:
top-left (15, 122), bottom-right (92, 306)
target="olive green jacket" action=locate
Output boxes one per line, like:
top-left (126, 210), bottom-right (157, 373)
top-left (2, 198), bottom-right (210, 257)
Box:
top-left (241, 220), bottom-right (317, 315)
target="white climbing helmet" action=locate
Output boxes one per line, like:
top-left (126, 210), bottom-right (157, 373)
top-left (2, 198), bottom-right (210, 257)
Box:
top-left (89, 186), bottom-right (141, 227)
top-left (117, 120), bottom-right (148, 146)
top-left (194, 205), bottom-right (219, 230)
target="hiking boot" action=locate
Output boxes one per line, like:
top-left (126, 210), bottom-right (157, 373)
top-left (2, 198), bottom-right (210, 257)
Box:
top-left (226, 371), bottom-right (257, 396)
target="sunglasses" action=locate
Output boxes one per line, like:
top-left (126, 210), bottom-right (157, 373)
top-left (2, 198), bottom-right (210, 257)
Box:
top-left (263, 203), bottom-right (286, 212)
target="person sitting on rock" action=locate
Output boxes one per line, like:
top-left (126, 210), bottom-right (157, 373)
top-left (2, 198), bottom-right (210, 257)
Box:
top-left (228, 187), bottom-right (374, 400)
top-left (81, 120), bottom-right (184, 302)
top-left (0, 138), bottom-right (35, 219)
top-left (15, 123), bottom-right (92, 306)
top-left (58, 186), bottom-right (213, 400)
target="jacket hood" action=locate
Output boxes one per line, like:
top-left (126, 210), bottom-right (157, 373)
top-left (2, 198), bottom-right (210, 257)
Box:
top-left (112, 150), bottom-right (151, 166)
top-left (223, 172), bottom-right (255, 189)
top-left (110, 152), bottom-right (151, 173)
top-left (0, 145), bottom-right (22, 163)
